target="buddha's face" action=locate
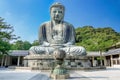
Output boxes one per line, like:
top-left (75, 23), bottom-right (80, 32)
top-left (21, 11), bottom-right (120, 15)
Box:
top-left (50, 7), bottom-right (64, 22)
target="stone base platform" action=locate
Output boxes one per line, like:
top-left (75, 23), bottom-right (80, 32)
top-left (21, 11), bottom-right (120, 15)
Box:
top-left (24, 54), bottom-right (91, 70)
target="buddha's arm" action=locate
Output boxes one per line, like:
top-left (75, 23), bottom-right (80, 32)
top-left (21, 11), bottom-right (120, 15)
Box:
top-left (39, 23), bottom-right (50, 46)
top-left (64, 25), bottom-right (75, 46)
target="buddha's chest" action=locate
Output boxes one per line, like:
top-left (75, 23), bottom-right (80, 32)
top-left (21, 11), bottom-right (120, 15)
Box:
top-left (52, 24), bottom-right (65, 36)
top-left (52, 24), bottom-right (66, 44)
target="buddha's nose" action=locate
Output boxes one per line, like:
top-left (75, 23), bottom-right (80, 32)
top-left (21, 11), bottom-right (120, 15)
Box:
top-left (56, 12), bottom-right (58, 15)
top-left (56, 15), bottom-right (59, 18)
top-left (55, 13), bottom-right (59, 18)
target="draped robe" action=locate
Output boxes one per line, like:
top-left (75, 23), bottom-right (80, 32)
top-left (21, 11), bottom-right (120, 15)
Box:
top-left (29, 21), bottom-right (86, 56)
top-left (39, 21), bottom-right (75, 45)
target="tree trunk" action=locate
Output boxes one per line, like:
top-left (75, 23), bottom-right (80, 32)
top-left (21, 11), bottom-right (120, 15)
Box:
top-left (100, 50), bottom-right (103, 66)
top-left (1, 54), bottom-right (4, 67)
top-left (4, 55), bottom-right (7, 66)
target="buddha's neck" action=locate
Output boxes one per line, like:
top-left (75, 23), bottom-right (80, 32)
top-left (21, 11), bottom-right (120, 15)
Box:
top-left (52, 20), bottom-right (62, 26)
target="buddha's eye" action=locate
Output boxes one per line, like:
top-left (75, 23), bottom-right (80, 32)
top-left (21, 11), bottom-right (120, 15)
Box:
top-left (58, 11), bottom-right (62, 13)
top-left (53, 11), bottom-right (56, 13)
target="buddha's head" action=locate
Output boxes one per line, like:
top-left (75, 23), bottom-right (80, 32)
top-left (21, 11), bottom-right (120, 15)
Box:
top-left (50, 2), bottom-right (65, 22)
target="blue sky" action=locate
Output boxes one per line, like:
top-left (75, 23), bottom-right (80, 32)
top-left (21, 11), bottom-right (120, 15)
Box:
top-left (0, 0), bottom-right (120, 43)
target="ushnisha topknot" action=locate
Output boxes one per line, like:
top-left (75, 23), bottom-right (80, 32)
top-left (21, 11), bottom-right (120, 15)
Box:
top-left (50, 2), bottom-right (65, 11)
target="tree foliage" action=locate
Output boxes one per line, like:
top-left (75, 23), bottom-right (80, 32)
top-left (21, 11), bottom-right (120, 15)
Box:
top-left (11, 40), bottom-right (32, 50)
top-left (75, 26), bottom-right (120, 51)
top-left (32, 40), bottom-right (39, 46)
top-left (0, 39), bottom-right (10, 54)
top-left (0, 17), bottom-right (18, 54)
top-left (10, 40), bottom-right (39, 50)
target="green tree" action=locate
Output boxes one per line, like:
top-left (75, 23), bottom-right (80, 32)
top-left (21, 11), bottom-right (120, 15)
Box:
top-left (32, 40), bottom-right (39, 46)
top-left (75, 26), bottom-right (120, 51)
top-left (0, 17), bottom-right (18, 66)
top-left (23, 41), bottom-right (32, 50)
top-left (11, 40), bottom-right (32, 50)
top-left (11, 40), bottom-right (24, 50)
top-left (0, 17), bottom-right (18, 52)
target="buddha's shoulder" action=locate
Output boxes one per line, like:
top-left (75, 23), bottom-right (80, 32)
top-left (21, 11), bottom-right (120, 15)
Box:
top-left (40, 21), bottom-right (51, 26)
top-left (40, 21), bottom-right (74, 27)
top-left (63, 21), bottom-right (73, 27)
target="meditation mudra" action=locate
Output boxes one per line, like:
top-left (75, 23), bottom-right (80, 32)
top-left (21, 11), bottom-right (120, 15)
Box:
top-left (29, 3), bottom-right (86, 56)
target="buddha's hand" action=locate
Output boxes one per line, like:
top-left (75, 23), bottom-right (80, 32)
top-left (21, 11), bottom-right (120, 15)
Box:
top-left (42, 41), bottom-right (50, 47)
top-left (50, 44), bottom-right (64, 47)
top-left (63, 42), bottom-right (73, 47)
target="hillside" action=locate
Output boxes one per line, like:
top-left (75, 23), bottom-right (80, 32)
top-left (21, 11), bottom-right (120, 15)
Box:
top-left (75, 26), bottom-right (120, 51)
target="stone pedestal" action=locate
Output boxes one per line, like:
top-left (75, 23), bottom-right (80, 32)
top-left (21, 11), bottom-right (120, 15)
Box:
top-left (24, 54), bottom-right (91, 70)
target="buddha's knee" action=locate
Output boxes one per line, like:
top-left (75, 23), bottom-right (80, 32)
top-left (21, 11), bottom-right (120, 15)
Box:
top-left (29, 46), bottom-right (36, 54)
top-left (73, 46), bottom-right (86, 55)
top-left (29, 46), bottom-right (47, 54)
top-left (79, 46), bottom-right (86, 55)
